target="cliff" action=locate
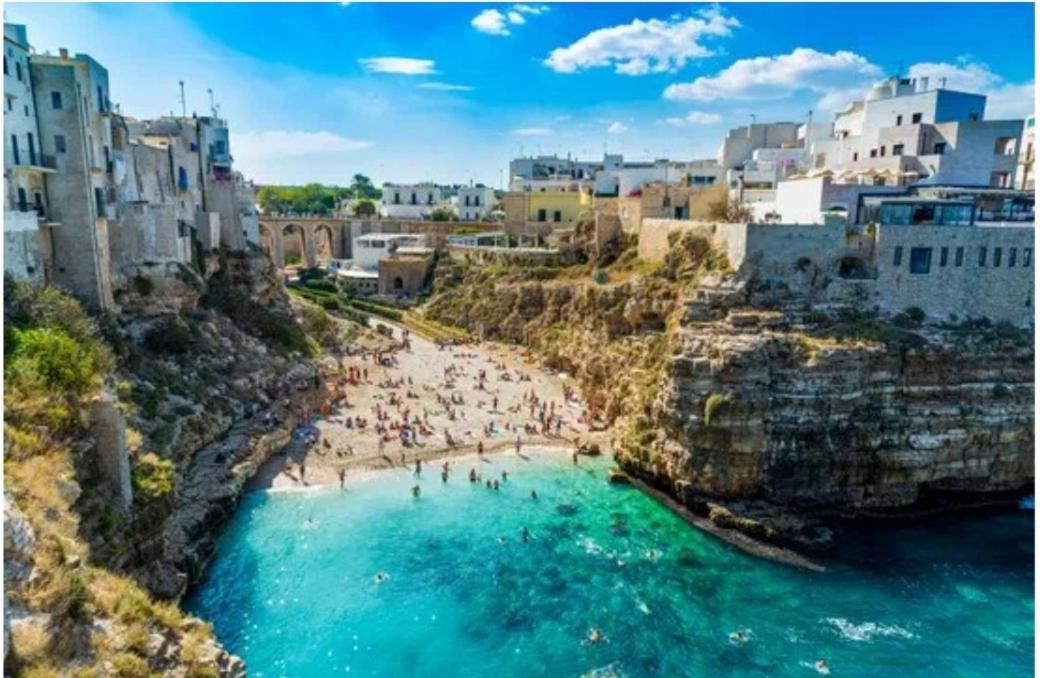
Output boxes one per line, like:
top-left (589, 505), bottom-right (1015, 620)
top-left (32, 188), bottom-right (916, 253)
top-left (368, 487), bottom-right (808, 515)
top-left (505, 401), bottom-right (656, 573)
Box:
top-left (423, 230), bottom-right (1034, 551)
top-left (3, 251), bottom-right (326, 676)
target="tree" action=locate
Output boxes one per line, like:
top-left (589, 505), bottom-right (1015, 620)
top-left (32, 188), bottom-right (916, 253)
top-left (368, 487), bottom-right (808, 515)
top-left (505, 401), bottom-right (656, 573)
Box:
top-left (353, 199), bottom-right (377, 217)
top-left (430, 207), bottom-right (454, 222)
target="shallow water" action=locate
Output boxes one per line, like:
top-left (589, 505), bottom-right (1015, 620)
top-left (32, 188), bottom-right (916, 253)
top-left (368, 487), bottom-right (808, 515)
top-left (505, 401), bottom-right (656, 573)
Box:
top-left (186, 450), bottom-right (1033, 677)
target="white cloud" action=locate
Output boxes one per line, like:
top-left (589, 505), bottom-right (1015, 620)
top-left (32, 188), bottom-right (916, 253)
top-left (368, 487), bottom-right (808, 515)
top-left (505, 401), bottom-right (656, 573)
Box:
top-left (234, 130), bottom-right (373, 161)
top-left (512, 4), bottom-right (549, 15)
top-left (473, 5), bottom-right (546, 36)
top-left (472, 9), bottom-right (511, 36)
top-left (418, 82), bottom-right (474, 91)
top-left (544, 8), bottom-right (738, 76)
top-left (607, 121), bottom-right (628, 134)
top-left (512, 127), bottom-right (554, 136)
top-left (907, 61), bottom-right (1033, 120)
top-left (358, 57), bottom-right (436, 75)
top-left (664, 48), bottom-right (883, 102)
top-left (662, 110), bottom-right (722, 126)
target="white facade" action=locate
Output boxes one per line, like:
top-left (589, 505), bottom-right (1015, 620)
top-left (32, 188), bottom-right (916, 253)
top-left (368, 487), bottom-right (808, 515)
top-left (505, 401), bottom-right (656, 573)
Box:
top-left (717, 122), bottom-right (801, 169)
top-left (381, 183), bottom-right (444, 219)
top-left (1017, 116), bottom-right (1035, 190)
top-left (457, 185), bottom-right (496, 221)
top-left (351, 233), bottom-right (428, 271)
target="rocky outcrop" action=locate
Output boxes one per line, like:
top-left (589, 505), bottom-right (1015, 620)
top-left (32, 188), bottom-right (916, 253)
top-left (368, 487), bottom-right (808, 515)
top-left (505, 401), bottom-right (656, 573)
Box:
top-left (424, 239), bottom-right (1034, 552)
top-left (614, 304), bottom-right (1033, 549)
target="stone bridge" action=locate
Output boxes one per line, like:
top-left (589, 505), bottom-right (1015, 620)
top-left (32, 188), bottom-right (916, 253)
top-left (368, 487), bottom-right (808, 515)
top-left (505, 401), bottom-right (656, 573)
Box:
top-left (257, 215), bottom-right (503, 268)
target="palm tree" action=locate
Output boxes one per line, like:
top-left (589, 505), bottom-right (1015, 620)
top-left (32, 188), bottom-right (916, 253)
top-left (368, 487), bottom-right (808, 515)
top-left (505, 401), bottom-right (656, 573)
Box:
top-left (351, 173), bottom-right (372, 199)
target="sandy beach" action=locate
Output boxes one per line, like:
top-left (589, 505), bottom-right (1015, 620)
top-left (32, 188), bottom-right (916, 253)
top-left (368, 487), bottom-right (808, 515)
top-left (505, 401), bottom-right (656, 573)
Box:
top-left (252, 319), bottom-right (610, 491)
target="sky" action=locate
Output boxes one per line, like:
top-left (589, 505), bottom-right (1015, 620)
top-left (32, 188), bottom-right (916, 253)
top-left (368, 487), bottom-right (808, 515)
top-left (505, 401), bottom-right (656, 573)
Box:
top-left (6, 2), bottom-right (1035, 187)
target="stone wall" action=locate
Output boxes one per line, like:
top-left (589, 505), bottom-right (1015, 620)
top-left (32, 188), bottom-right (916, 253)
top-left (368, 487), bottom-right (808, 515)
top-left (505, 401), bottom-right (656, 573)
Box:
top-left (873, 224), bottom-right (1033, 324)
top-left (378, 256), bottom-right (431, 296)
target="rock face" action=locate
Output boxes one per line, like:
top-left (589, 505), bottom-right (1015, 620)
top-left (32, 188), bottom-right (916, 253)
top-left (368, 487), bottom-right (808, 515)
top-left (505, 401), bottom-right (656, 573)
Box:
top-left (618, 315), bottom-right (1034, 516)
top-left (424, 244), bottom-right (1034, 545)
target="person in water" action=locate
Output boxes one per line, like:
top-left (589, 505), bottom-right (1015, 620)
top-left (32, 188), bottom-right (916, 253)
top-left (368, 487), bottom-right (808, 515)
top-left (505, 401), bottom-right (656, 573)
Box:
top-left (729, 629), bottom-right (749, 644)
top-left (411, 485), bottom-right (421, 499)
top-left (814, 659), bottom-right (830, 675)
top-left (414, 459), bottom-right (422, 477)
top-left (530, 489), bottom-right (538, 500)
top-left (521, 526), bottom-right (530, 543)
top-left (586, 628), bottom-right (603, 644)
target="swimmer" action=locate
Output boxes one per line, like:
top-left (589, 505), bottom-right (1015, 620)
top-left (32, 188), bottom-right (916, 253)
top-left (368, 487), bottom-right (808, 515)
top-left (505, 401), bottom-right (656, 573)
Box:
top-left (728, 629), bottom-right (749, 645)
top-left (411, 485), bottom-right (421, 499)
top-left (530, 490), bottom-right (538, 500)
top-left (814, 659), bottom-right (830, 675)
top-left (501, 471), bottom-right (508, 481)
top-left (585, 628), bottom-right (603, 644)
top-left (521, 526), bottom-right (530, 543)
top-left (372, 571), bottom-right (390, 585)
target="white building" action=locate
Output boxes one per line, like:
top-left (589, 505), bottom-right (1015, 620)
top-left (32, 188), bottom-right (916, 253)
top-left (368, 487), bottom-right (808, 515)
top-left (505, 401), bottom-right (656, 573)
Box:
top-left (457, 185), bottom-right (496, 221)
top-left (4, 23), bottom-right (53, 281)
top-left (806, 77), bottom-right (1024, 188)
top-left (1017, 115), bottom-right (1035, 191)
top-left (717, 122), bottom-right (802, 170)
top-left (350, 232), bottom-right (428, 271)
top-left (381, 183), bottom-right (445, 219)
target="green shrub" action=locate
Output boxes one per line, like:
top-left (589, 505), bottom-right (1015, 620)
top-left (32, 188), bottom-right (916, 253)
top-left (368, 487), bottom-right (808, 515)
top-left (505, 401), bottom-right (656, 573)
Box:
top-left (7, 327), bottom-right (103, 397)
top-left (592, 269), bottom-right (610, 284)
top-left (133, 453), bottom-right (176, 500)
top-left (203, 279), bottom-right (311, 355)
top-left (304, 278), bottom-right (338, 293)
top-left (704, 392), bottom-right (732, 425)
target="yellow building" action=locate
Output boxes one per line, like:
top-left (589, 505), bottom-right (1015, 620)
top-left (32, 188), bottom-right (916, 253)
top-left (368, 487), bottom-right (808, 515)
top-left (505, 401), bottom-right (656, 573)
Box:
top-left (503, 183), bottom-right (592, 236)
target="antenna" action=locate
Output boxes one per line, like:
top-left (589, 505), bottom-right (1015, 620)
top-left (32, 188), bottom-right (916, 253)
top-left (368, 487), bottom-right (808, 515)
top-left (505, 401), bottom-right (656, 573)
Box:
top-left (208, 88), bottom-right (217, 117)
top-left (178, 80), bottom-right (186, 117)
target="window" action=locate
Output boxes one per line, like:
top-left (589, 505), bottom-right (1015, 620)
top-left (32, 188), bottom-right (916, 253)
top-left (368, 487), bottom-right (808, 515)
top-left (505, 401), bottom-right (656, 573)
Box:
top-left (54, 134), bottom-right (66, 153)
top-left (553, 210), bottom-right (562, 223)
top-left (27, 132), bottom-right (34, 165)
top-left (1023, 248), bottom-right (1032, 267)
top-left (970, 113), bottom-right (979, 121)
top-left (933, 141), bottom-right (947, 155)
top-left (870, 149), bottom-right (878, 158)
top-left (393, 192), bottom-right (400, 204)
top-left (16, 188), bottom-right (27, 212)
top-left (1008, 247), bottom-right (1017, 267)
top-left (815, 153), bottom-right (826, 168)
top-left (979, 247), bottom-right (988, 267)
top-left (990, 171), bottom-right (1011, 188)
top-left (912, 113), bottom-right (922, 124)
top-left (537, 208), bottom-right (547, 222)
top-left (879, 145), bottom-right (886, 157)
top-left (892, 143), bottom-right (905, 156)
top-left (410, 192), bottom-right (417, 205)
top-left (940, 247), bottom-right (949, 267)
top-left (852, 152), bottom-right (858, 162)
top-left (994, 137), bottom-right (1016, 155)
top-left (2, 56), bottom-right (6, 75)
top-left (909, 247), bottom-right (932, 274)
top-left (911, 204), bottom-right (935, 224)
top-left (4, 98), bottom-right (9, 112)
top-left (955, 247), bottom-right (964, 267)
top-left (15, 61), bottom-right (22, 82)
top-left (893, 246), bottom-right (903, 266)
top-left (94, 187), bottom-right (105, 216)
top-left (896, 114), bottom-right (903, 126)
top-left (33, 192), bottom-right (43, 216)
top-left (993, 247), bottom-right (1003, 267)
top-left (97, 85), bottom-right (105, 113)
top-left (10, 134), bottom-right (18, 164)
top-left (51, 91), bottom-right (62, 109)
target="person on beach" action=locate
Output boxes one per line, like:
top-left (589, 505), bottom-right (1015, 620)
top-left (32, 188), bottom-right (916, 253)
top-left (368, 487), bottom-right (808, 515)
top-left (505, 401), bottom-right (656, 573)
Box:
top-left (515, 435), bottom-right (522, 455)
top-left (477, 441), bottom-right (484, 457)
top-left (299, 462), bottom-right (307, 483)
top-left (415, 459), bottom-right (422, 478)
top-left (339, 468), bottom-right (346, 489)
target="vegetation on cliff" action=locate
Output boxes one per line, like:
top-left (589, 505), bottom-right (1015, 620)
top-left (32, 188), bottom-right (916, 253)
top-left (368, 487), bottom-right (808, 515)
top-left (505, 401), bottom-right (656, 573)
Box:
top-left (4, 278), bottom-right (231, 677)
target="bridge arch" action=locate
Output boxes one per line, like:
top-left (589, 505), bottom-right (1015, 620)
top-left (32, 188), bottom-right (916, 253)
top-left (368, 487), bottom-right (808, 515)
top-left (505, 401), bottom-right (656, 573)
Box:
top-left (282, 223), bottom-right (317, 268)
top-left (313, 223), bottom-right (336, 264)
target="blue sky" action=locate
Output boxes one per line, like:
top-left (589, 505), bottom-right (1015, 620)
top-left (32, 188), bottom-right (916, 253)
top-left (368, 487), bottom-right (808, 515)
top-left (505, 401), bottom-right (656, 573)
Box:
top-left (7, 2), bottom-right (1034, 187)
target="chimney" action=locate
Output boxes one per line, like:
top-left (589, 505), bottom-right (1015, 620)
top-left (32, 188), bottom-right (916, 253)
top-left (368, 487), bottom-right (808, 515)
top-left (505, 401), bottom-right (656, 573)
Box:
top-left (938, 77), bottom-right (947, 90)
top-left (918, 77), bottom-right (929, 92)
top-left (59, 47), bottom-right (69, 58)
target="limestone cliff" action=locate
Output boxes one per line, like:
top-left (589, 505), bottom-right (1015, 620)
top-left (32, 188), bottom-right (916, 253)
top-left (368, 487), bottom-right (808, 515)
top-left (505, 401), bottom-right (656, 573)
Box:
top-left (423, 233), bottom-right (1034, 550)
top-left (3, 251), bottom-right (324, 676)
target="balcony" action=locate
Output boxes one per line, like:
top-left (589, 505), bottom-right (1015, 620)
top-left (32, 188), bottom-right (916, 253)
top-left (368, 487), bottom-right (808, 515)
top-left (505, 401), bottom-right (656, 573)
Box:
top-left (10, 154), bottom-right (57, 174)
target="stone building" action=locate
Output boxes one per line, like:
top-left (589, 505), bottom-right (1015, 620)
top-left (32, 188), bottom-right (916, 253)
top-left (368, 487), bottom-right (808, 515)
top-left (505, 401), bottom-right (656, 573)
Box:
top-left (3, 23), bottom-right (53, 281)
top-left (29, 46), bottom-right (116, 309)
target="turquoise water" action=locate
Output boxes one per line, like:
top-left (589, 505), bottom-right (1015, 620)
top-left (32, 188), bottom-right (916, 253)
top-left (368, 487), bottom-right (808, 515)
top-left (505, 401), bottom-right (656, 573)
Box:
top-left (186, 450), bottom-right (1033, 677)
